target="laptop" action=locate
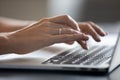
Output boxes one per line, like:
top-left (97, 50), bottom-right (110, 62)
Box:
top-left (0, 27), bottom-right (120, 74)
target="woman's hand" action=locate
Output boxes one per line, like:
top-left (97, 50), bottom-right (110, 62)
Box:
top-left (4, 15), bottom-right (88, 54)
top-left (77, 22), bottom-right (107, 49)
top-left (78, 22), bottom-right (106, 41)
top-left (0, 15), bottom-right (107, 54)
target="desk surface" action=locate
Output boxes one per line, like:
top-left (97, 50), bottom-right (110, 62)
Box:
top-left (0, 23), bottom-right (120, 80)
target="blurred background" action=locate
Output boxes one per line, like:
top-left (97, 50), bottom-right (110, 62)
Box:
top-left (0, 0), bottom-right (120, 23)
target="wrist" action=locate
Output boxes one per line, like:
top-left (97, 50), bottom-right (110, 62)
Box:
top-left (0, 33), bottom-right (12, 54)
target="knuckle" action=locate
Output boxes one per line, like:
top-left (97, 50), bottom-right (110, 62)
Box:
top-left (40, 18), bottom-right (49, 22)
top-left (84, 23), bottom-right (91, 27)
top-left (63, 14), bottom-right (70, 19)
top-left (88, 21), bottom-right (97, 26)
top-left (41, 21), bottom-right (51, 27)
top-left (87, 21), bottom-right (94, 24)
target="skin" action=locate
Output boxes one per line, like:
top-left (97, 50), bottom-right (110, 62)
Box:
top-left (0, 15), bottom-right (106, 54)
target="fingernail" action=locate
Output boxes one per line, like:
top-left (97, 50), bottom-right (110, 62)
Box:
top-left (101, 32), bottom-right (107, 36)
top-left (94, 35), bottom-right (101, 42)
top-left (96, 38), bottom-right (101, 42)
top-left (84, 44), bottom-right (89, 50)
top-left (84, 46), bottom-right (88, 50)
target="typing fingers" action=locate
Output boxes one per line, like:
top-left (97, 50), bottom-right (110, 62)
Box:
top-left (77, 40), bottom-right (88, 50)
top-left (78, 22), bottom-right (107, 42)
top-left (87, 22), bottom-right (107, 36)
top-left (51, 33), bottom-right (89, 44)
top-left (40, 22), bottom-right (80, 35)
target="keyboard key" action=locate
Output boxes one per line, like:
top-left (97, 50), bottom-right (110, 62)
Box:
top-left (42, 45), bottom-right (114, 66)
top-left (62, 46), bottom-right (96, 64)
top-left (83, 46), bottom-right (113, 65)
top-left (42, 46), bottom-right (82, 64)
top-left (71, 46), bottom-right (106, 64)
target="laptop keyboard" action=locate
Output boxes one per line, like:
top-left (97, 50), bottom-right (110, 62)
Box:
top-left (42, 46), bottom-right (113, 65)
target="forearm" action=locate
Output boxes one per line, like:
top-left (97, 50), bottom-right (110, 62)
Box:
top-left (0, 17), bottom-right (35, 32)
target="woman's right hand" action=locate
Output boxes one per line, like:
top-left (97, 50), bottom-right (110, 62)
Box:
top-left (6, 15), bottom-right (88, 54)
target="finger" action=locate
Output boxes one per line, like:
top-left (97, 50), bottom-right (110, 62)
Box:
top-left (88, 26), bottom-right (101, 42)
top-left (65, 41), bottom-right (75, 45)
top-left (40, 22), bottom-right (71, 35)
top-left (41, 22), bottom-right (80, 35)
top-left (48, 22), bottom-right (81, 35)
top-left (57, 28), bottom-right (80, 35)
top-left (49, 26), bottom-right (79, 35)
top-left (77, 40), bottom-right (88, 50)
top-left (83, 23), bottom-right (101, 42)
top-left (51, 33), bottom-right (89, 44)
top-left (48, 15), bottom-right (80, 31)
top-left (88, 22), bottom-right (107, 36)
